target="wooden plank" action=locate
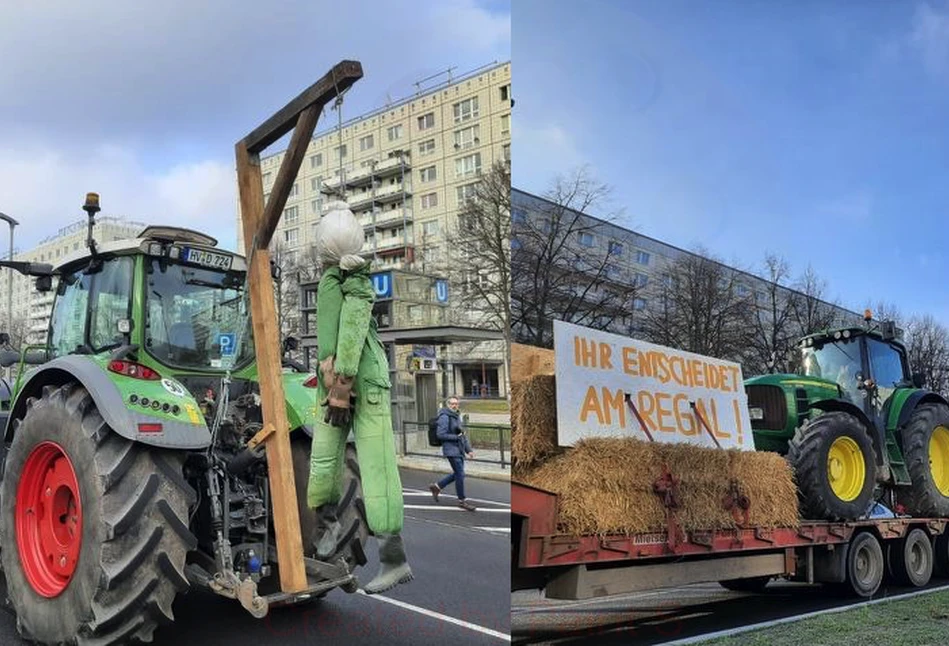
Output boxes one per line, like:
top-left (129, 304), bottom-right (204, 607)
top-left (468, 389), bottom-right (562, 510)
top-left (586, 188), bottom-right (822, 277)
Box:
top-left (235, 141), bottom-right (307, 593)
top-left (256, 103), bottom-right (321, 249)
top-left (247, 423), bottom-right (276, 450)
top-left (241, 60), bottom-right (363, 155)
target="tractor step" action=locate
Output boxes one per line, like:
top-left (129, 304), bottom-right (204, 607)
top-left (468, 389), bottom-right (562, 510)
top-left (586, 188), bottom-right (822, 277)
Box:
top-left (885, 436), bottom-right (912, 486)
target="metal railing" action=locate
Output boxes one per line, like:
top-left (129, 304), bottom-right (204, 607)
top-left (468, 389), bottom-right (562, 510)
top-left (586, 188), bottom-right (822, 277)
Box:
top-left (400, 420), bottom-right (511, 469)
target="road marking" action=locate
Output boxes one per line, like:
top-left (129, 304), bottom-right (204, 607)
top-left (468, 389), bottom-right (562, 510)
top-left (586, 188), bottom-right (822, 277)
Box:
top-left (476, 526), bottom-right (510, 533)
top-left (357, 590), bottom-right (511, 642)
top-left (403, 490), bottom-right (511, 507)
top-left (404, 505), bottom-right (510, 513)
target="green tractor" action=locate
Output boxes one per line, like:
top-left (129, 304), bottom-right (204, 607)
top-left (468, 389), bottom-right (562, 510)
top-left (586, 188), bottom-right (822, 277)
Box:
top-left (0, 196), bottom-right (367, 645)
top-left (745, 317), bottom-right (949, 521)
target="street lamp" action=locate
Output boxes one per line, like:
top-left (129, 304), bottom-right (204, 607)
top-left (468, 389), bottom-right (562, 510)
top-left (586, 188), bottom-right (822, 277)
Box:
top-left (0, 212), bottom-right (18, 341)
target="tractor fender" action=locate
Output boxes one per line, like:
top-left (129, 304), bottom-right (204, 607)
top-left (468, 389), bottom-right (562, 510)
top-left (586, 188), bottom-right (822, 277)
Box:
top-left (6, 356), bottom-right (211, 450)
top-left (809, 398), bottom-right (883, 465)
top-left (893, 390), bottom-right (949, 431)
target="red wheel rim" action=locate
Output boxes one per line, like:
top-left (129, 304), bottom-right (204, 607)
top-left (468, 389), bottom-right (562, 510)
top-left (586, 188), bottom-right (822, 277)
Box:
top-left (15, 441), bottom-right (83, 597)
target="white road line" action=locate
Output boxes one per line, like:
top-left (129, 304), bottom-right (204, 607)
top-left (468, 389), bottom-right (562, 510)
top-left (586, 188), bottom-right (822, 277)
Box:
top-left (403, 490), bottom-right (511, 507)
top-left (357, 590), bottom-right (511, 642)
top-left (476, 526), bottom-right (511, 533)
top-left (404, 505), bottom-right (510, 513)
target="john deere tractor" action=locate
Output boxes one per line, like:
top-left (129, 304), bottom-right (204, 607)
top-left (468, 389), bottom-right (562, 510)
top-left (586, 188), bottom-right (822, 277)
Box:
top-left (746, 317), bottom-right (949, 522)
top-left (0, 198), bottom-right (367, 645)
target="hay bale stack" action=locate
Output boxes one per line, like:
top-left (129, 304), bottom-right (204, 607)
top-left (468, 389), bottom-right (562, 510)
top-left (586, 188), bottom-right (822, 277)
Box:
top-left (511, 343), bottom-right (556, 382)
top-left (519, 437), bottom-right (799, 535)
top-left (511, 374), bottom-right (559, 472)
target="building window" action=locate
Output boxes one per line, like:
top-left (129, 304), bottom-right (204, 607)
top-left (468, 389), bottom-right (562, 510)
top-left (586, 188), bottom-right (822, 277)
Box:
top-left (453, 96), bottom-right (479, 123)
top-left (418, 138), bottom-right (436, 156)
top-left (608, 241), bottom-right (624, 255)
top-left (500, 114), bottom-right (510, 137)
top-left (606, 264), bottom-right (622, 279)
top-left (737, 283), bottom-right (750, 296)
top-left (421, 192), bottom-right (438, 209)
top-left (662, 274), bottom-right (674, 288)
top-left (359, 134), bottom-right (374, 151)
top-left (262, 172), bottom-right (272, 185)
top-left (288, 183), bottom-right (299, 197)
top-left (422, 221), bottom-right (439, 236)
top-left (501, 85), bottom-right (511, 101)
top-left (334, 145), bottom-right (347, 159)
top-left (636, 250), bottom-right (650, 265)
top-left (512, 207), bottom-right (527, 224)
top-left (310, 199), bottom-right (322, 214)
top-left (539, 218), bottom-right (551, 233)
top-left (285, 228), bottom-right (299, 246)
top-left (634, 272), bottom-right (648, 288)
top-left (310, 153), bottom-right (322, 168)
top-left (578, 232), bottom-right (594, 247)
top-left (502, 143), bottom-right (510, 161)
top-left (387, 124), bottom-right (403, 141)
top-left (454, 124), bottom-right (480, 150)
top-left (419, 166), bottom-right (437, 182)
top-left (455, 152), bottom-right (482, 178)
top-left (418, 112), bottom-right (435, 131)
top-left (633, 298), bottom-right (647, 311)
top-left (310, 176), bottom-right (324, 192)
top-left (284, 206), bottom-right (299, 225)
top-left (456, 183), bottom-right (478, 205)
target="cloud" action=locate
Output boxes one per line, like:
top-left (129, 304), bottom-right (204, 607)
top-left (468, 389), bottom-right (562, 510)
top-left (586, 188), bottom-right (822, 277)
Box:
top-left (512, 122), bottom-right (591, 190)
top-left (0, 141), bottom-right (237, 251)
top-left (816, 191), bottom-right (873, 222)
top-left (910, 2), bottom-right (949, 79)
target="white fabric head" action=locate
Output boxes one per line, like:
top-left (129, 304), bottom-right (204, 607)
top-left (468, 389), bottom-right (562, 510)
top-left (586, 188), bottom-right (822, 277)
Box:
top-left (317, 201), bottom-right (366, 270)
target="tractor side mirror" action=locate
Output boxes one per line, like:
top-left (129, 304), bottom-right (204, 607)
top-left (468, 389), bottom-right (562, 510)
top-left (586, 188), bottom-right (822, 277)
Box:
top-left (35, 275), bottom-right (52, 292)
top-left (912, 372), bottom-right (927, 389)
top-left (0, 332), bottom-right (9, 346)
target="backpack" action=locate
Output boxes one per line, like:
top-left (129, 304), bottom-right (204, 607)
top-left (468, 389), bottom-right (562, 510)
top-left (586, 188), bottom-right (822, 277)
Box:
top-left (427, 417), bottom-right (442, 447)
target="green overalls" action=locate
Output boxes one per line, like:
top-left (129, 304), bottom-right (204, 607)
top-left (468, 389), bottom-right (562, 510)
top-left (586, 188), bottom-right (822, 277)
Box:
top-left (306, 264), bottom-right (403, 535)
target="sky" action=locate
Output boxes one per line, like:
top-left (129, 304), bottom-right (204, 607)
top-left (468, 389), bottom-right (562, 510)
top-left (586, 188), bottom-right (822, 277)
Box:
top-left (512, 0), bottom-right (949, 323)
top-left (0, 0), bottom-right (510, 253)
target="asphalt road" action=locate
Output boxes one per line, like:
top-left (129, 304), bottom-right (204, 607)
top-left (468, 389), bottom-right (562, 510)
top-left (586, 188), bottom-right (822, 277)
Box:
top-left (511, 577), bottom-right (949, 645)
top-left (0, 467), bottom-right (511, 646)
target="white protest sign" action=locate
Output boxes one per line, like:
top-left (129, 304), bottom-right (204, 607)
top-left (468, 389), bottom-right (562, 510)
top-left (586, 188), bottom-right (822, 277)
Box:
top-left (553, 320), bottom-right (753, 449)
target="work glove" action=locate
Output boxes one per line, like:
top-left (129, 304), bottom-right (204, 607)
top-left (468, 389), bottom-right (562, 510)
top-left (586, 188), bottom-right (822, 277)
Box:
top-left (319, 356), bottom-right (337, 390)
top-left (324, 374), bottom-right (355, 428)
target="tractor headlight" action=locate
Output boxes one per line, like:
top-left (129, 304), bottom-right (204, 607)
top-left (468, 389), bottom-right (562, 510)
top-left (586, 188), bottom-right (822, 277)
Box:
top-left (148, 243), bottom-right (162, 256)
top-left (749, 407), bottom-right (765, 421)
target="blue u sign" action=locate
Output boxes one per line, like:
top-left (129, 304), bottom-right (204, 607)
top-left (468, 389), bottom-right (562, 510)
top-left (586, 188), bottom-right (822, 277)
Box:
top-left (435, 279), bottom-right (449, 304)
top-left (371, 271), bottom-right (393, 299)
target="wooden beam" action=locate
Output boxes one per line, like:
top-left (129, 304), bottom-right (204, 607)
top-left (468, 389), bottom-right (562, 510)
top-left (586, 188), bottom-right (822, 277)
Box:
top-left (240, 60), bottom-right (363, 155)
top-left (235, 141), bottom-right (307, 593)
top-left (256, 103), bottom-right (321, 250)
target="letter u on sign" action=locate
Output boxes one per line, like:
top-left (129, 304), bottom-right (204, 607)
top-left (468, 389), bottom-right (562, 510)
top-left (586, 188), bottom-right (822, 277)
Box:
top-left (435, 279), bottom-right (449, 303)
top-left (371, 272), bottom-right (392, 298)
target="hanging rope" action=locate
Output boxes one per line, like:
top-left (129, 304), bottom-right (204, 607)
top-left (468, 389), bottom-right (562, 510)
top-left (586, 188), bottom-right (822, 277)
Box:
top-left (331, 70), bottom-right (348, 202)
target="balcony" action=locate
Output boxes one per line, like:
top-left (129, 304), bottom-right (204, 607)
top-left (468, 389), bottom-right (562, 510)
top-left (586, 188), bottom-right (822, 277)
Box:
top-left (374, 182), bottom-right (413, 204)
top-left (360, 207), bottom-right (413, 230)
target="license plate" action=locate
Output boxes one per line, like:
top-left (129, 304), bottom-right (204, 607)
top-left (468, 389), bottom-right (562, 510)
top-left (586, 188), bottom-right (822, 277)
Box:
top-left (748, 407), bottom-right (765, 421)
top-left (182, 247), bottom-right (232, 270)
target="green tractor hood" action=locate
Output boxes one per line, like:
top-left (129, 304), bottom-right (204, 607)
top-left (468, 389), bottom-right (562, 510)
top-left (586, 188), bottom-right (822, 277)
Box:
top-left (744, 373), bottom-right (842, 453)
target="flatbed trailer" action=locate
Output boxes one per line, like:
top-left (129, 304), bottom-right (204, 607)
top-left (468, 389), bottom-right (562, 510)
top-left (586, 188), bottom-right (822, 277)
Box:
top-left (512, 482), bottom-right (949, 600)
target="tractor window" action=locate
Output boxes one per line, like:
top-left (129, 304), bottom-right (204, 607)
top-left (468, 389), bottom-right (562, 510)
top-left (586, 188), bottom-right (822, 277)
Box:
top-left (867, 338), bottom-right (906, 403)
top-left (801, 338), bottom-right (862, 403)
top-left (88, 257), bottom-right (134, 351)
top-left (49, 270), bottom-right (92, 357)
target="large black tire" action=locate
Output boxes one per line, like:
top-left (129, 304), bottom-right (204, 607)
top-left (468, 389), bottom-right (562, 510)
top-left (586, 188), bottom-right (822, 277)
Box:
top-left (787, 411), bottom-right (876, 521)
top-left (889, 528), bottom-right (933, 587)
top-left (0, 383), bottom-right (196, 645)
top-left (896, 403), bottom-right (949, 517)
top-left (291, 435), bottom-right (368, 570)
top-left (718, 576), bottom-right (771, 593)
top-left (843, 532), bottom-right (884, 598)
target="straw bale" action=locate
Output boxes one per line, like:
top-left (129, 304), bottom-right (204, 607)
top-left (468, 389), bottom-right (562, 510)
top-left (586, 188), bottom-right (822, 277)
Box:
top-left (511, 374), bottom-right (559, 469)
top-left (511, 343), bottom-right (556, 383)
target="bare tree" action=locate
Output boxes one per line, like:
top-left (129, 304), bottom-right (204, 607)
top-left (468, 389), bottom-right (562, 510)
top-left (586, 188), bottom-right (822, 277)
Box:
top-left (268, 240), bottom-right (303, 343)
top-left (440, 160), bottom-right (512, 389)
top-left (745, 253), bottom-right (799, 375)
top-left (792, 265), bottom-right (841, 335)
top-left (640, 247), bottom-right (753, 363)
top-left (904, 315), bottom-right (949, 396)
top-left (511, 166), bottom-right (638, 348)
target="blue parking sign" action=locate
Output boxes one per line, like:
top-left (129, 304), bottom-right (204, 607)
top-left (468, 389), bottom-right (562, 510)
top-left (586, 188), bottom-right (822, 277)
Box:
top-left (219, 333), bottom-right (236, 356)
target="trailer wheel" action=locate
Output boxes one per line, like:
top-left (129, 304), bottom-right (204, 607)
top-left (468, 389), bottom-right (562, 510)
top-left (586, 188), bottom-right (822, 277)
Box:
top-left (787, 411), bottom-right (876, 521)
top-left (0, 384), bottom-right (196, 645)
top-left (896, 403), bottom-right (949, 517)
top-left (843, 532), bottom-right (884, 598)
top-left (718, 576), bottom-right (770, 593)
top-left (889, 528), bottom-right (933, 587)
top-left (933, 532), bottom-right (949, 578)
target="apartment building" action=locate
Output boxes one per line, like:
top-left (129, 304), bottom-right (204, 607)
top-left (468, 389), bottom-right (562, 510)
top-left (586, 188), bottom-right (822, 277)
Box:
top-left (243, 62), bottom-right (513, 408)
top-left (7, 217), bottom-right (146, 344)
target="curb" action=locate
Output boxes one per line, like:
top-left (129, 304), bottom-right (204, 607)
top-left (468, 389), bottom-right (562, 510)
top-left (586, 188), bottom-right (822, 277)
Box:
top-left (398, 457), bottom-right (511, 482)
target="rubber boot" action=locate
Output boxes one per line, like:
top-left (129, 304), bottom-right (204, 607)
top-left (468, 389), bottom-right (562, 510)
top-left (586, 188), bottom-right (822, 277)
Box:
top-left (363, 534), bottom-right (413, 594)
top-left (315, 503), bottom-right (341, 560)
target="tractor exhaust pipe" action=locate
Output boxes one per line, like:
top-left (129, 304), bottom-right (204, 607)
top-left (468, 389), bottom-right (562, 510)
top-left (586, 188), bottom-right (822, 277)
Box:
top-left (83, 192), bottom-right (101, 258)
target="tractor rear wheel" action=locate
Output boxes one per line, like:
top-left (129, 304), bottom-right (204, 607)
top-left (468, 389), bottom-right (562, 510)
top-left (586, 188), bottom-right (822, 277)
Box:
top-left (896, 403), bottom-right (949, 517)
top-left (0, 383), bottom-right (196, 645)
top-left (291, 435), bottom-right (368, 571)
top-left (889, 528), bottom-right (933, 587)
top-left (787, 411), bottom-right (876, 521)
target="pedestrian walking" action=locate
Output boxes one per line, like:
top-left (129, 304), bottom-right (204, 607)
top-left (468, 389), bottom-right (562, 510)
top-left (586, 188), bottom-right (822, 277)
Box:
top-left (429, 396), bottom-right (477, 511)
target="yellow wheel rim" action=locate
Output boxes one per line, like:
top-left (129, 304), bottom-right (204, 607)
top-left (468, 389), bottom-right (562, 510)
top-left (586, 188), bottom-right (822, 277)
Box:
top-left (827, 436), bottom-right (865, 502)
top-left (930, 426), bottom-right (949, 496)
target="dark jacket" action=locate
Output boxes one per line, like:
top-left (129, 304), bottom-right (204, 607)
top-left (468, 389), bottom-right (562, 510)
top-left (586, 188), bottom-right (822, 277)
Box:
top-left (436, 408), bottom-right (472, 458)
